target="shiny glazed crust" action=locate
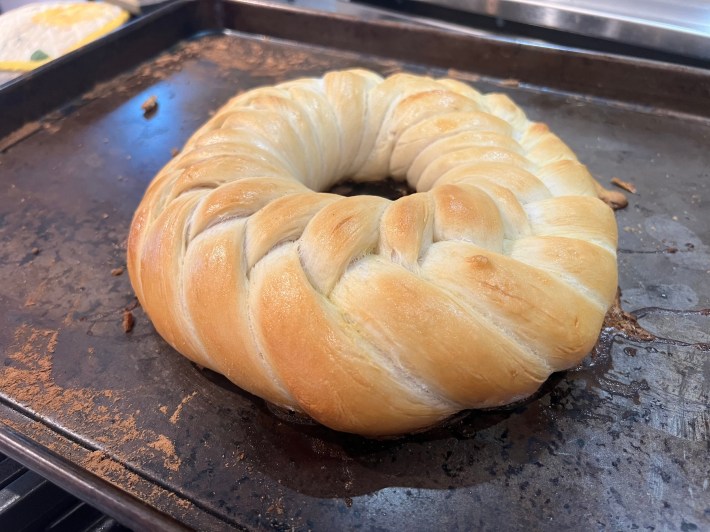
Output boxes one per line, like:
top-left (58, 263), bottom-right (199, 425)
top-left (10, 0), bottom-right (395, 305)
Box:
top-left (127, 70), bottom-right (618, 436)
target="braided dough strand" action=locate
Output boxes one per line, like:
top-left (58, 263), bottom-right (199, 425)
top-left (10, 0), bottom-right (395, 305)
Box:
top-left (127, 69), bottom-right (618, 436)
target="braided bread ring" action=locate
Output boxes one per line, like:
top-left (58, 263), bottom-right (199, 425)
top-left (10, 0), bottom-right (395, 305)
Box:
top-left (127, 70), bottom-right (618, 436)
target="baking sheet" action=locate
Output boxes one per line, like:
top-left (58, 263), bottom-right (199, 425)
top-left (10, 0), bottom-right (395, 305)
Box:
top-left (0, 0), bottom-right (708, 529)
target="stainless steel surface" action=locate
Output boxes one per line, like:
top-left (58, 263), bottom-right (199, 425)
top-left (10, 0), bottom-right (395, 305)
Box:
top-left (403, 0), bottom-right (710, 60)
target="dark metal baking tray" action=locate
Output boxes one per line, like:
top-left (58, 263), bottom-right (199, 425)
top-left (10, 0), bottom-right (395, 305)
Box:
top-left (0, 0), bottom-right (708, 530)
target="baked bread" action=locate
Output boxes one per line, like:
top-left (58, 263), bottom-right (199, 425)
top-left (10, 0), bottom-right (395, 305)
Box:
top-left (127, 69), bottom-right (618, 436)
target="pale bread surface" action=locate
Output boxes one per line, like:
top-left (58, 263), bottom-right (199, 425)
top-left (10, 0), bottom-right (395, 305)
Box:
top-left (127, 70), bottom-right (618, 436)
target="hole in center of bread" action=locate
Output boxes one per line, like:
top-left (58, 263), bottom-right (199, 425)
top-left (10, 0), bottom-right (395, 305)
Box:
top-left (326, 177), bottom-right (415, 200)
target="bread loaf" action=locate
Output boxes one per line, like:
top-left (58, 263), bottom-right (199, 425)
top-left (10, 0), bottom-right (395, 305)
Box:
top-left (127, 70), bottom-right (618, 436)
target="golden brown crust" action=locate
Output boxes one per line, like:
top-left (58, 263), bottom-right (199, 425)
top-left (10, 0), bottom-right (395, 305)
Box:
top-left (127, 69), bottom-right (619, 436)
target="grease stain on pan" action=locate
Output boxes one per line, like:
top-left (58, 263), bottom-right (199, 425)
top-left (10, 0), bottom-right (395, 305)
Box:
top-left (623, 283), bottom-right (699, 309)
top-left (644, 215), bottom-right (710, 271)
top-left (577, 308), bottom-right (710, 443)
